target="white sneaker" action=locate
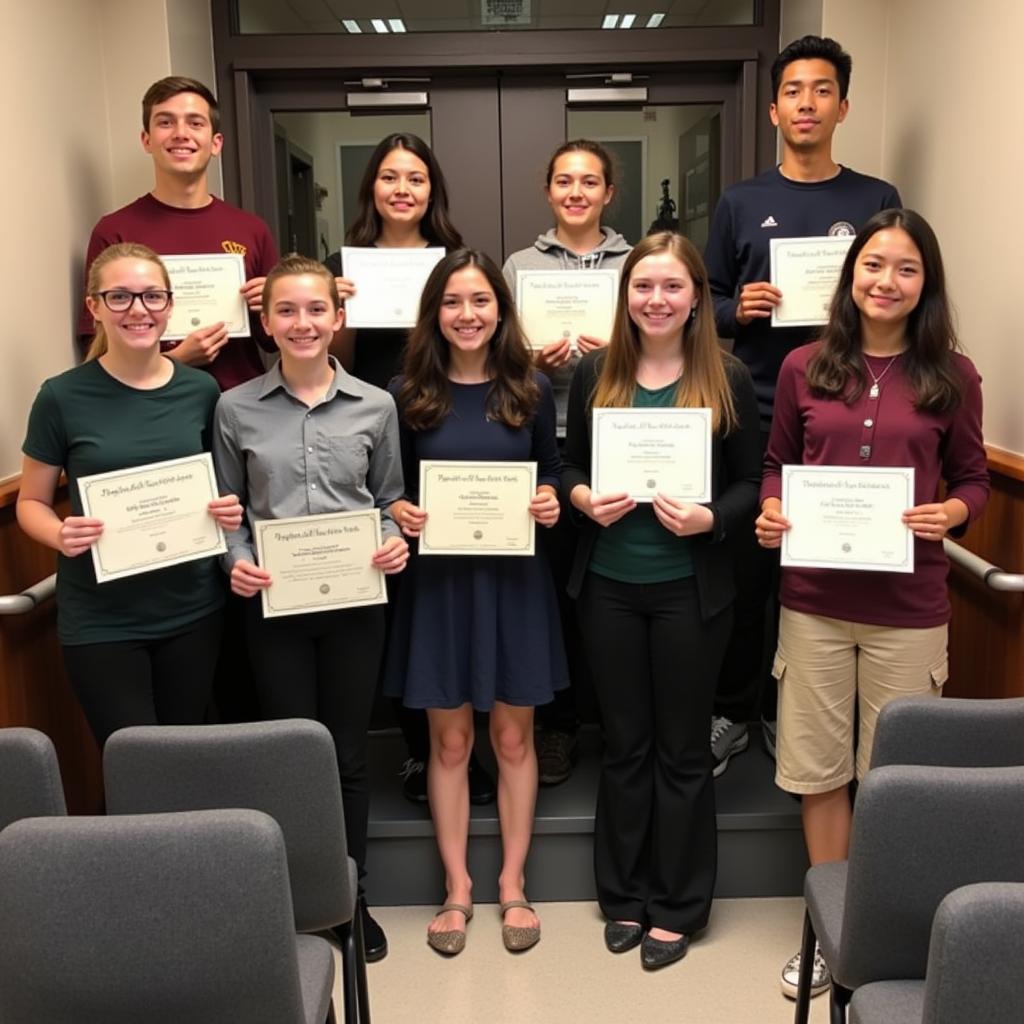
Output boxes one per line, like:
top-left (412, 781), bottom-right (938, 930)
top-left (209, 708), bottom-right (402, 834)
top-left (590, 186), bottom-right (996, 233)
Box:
top-left (780, 943), bottom-right (830, 999)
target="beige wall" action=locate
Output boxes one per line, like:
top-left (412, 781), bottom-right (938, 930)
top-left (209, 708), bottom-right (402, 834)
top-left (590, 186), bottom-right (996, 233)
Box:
top-left (1, 0), bottom-right (110, 481)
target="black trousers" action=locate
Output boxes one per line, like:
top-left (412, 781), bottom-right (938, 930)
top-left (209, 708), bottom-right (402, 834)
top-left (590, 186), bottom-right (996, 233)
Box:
top-left (579, 573), bottom-right (731, 933)
top-left (713, 428), bottom-right (780, 722)
top-left (62, 610), bottom-right (223, 749)
top-left (243, 600), bottom-right (384, 883)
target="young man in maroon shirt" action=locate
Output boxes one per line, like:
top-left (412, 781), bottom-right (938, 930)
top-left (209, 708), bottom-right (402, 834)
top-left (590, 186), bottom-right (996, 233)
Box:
top-left (78, 77), bottom-right (278, 391)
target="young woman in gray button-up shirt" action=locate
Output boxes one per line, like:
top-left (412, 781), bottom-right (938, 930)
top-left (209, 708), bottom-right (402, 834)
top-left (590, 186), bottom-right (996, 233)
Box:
top-left (213, 254), bottom-right (408, 954)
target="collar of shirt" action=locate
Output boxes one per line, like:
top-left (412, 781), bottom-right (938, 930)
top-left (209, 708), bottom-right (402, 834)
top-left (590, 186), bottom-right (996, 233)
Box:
top-left (257, 354), bottom-right (367, 405)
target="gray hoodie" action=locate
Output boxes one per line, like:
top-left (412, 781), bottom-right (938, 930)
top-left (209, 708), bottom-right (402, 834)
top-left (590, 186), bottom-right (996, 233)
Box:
top-left (503, 227), bottom-right (632, 433)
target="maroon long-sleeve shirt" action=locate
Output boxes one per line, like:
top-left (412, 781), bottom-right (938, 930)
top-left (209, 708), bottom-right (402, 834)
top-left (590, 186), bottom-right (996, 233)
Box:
top-left (761, 343), bottom-right (989, 628)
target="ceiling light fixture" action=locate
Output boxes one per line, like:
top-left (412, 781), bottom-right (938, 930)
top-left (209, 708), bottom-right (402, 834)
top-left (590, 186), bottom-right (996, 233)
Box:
top-left (602, 15), bottom-right (619, 29)
top-left (342, 19), bottom-right (361, 32)
top-left (371, 18), bottom-right (389, 33)
top-left (388, 18), bottom-right (406, 32)
top-left (619, 14), bottom-right (636, 28)
top-left (646, 13), bottom-right (665, 28)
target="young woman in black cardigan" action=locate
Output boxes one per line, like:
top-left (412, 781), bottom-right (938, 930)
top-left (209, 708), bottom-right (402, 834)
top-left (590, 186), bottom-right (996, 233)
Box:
top-left (562, 231), bottom-right (761, 969)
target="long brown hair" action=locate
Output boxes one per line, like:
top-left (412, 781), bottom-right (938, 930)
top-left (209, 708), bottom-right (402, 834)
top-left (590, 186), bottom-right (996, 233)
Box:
top-left (398, 250), bottom-right (538, 431)
top-left (594, 231), bottom-right (738, 433)
top-left (345, 133), bottom-right (463, 250)
top-left (84, 243), bottom-right (171, 362)
top-left (806, 208), bottom-right (963, 413)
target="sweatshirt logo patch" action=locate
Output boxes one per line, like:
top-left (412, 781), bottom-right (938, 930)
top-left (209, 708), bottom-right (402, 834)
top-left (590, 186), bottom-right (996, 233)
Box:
top-left (222, 240), bottom-right (248, 256)
top-left (828, 221), bottom-right (856, 237)
top-left (760, 215), bottom-right (778, 228)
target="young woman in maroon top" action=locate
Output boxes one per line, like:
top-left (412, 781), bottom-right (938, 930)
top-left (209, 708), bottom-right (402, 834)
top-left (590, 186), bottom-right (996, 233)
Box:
top-left (756, 208), bottom-right (989, 997)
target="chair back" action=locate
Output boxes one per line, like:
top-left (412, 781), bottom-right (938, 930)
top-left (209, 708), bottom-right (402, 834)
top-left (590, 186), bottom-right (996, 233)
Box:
top-left (838, 764), bottom-right (1024, 989)
top-left (870, 695), bottom-right (1024, 769)
top-left (0, 809), bottom-right (314, 1024)
top-left (103, 719), bottom-right (353, 932)
top-left (923, 882), bottom-right (1024, 1024)
top-left (0, 727), bottom-right (66, 829)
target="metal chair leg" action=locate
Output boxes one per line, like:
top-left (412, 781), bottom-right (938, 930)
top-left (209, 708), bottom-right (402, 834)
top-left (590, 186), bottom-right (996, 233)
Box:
top-left (335, 919), bottom-right (360, 1024)
top-left (794, 909), bottom-right (817, 1024)
top-left (349, 908), bottom-right (371, 1024)
top-left (829, 981), bottom-right (851, 1024)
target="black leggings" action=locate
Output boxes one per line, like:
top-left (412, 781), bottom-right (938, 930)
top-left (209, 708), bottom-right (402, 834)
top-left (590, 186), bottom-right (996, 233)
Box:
top-left (579, 573), bottom-right (731, 934)
top-left (62, 610), bottom-right (223, 749)
top-left (243, 599), bottom-right (385, 883)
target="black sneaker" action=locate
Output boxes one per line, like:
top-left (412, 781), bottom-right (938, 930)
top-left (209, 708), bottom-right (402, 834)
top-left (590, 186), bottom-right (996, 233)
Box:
top-left (399, 757), bottom-right (427, 804)
top-left (537, 729), bottom-right (578, 787)
top-left (710, 716), bottom-right (749, 778)
top-left (468, 753), bottom-right (496, 805)
top-left (359, 899), bottom-right (388, 963)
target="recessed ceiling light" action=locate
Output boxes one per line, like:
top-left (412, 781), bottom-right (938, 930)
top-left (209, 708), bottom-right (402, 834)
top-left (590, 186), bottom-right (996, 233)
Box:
top-left (646, 13), bottom-right (665, 28)
top-left (619, 13), bottom-right (636, 29)
top-left (342, 19), bottom-right (361, 32)
top-left (388, 18), bottom-right (406, 32)
top-left (602, 14), bottom-right (619, 29)
top-left (371, 18), bottom-right (388, 33)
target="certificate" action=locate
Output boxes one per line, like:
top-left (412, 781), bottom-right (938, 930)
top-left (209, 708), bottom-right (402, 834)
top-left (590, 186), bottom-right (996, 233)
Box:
top-left (418, 461), bottom-right (536, 556)
top-left (254, 509), bottom-right (386, 618)
top-left (591, 408), bottom-right (712, 503)
top-left (161, 253), bottom-right (250, 340)
top-left (515, 269), bottom-right (619, 351)
top-left (781, 465), bottom-right (915, 573)
top-left (341, 246), bottom-right (446, 328)
top-left (78, 453), bottom-right (226, 584)
top-left (770, 236), bottom-right (855, 327)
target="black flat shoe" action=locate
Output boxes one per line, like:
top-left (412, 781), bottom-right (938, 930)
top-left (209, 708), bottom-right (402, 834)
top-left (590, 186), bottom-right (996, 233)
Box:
top-left (604, 921), bottom-right (644, 953)
top-left (640, 932), bottom-right (690, 970)
top-left (360, 899), bottom-right (388, 963)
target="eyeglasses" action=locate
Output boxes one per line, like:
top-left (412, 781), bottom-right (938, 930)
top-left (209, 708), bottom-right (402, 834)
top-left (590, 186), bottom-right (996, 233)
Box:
top-left (93, 289), bottom-right (173, 313)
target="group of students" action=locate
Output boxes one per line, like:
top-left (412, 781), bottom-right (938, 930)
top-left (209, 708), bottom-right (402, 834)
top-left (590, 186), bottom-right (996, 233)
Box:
top-left (17, 32), bottom-right (988, 991)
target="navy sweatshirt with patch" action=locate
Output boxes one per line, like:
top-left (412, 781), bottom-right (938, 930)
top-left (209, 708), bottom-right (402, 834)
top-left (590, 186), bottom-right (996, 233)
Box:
top-left (704, 166), bottom-right (901, 427)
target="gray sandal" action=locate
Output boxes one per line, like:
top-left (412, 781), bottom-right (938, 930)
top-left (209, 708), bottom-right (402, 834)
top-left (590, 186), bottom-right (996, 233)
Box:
top-left (426, 903), bottom-right (473, 956)
top-left (500, 899), bottom-right (541, 952)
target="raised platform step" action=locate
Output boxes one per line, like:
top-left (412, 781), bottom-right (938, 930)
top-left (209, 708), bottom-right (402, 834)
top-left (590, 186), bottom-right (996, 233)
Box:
top-left (364, 725), bottom-right (807, 906)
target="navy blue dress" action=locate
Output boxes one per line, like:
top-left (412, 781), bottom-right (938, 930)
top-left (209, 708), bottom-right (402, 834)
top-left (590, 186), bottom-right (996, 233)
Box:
top-left (384, 374), bottom-right (569, 710)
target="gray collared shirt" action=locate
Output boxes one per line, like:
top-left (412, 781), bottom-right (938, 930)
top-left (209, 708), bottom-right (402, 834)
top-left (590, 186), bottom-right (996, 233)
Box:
top-left (213, 356), bottom-right (403, 568)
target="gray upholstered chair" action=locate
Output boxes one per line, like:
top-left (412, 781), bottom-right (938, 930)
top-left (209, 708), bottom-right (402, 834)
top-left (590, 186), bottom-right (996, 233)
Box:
top-left (0, 808), bottom-right (335, 1024)
top-left (103, 719), bottom-right (367, 1024)
top-left (849, 882), bottom-right (1024, 1024)
top-left (870, 695), bottom-right (1024, 770)
top-left (793, 765), bottom-right (1024, 1024)
top-left (0, 726), bottom-right (66, 829)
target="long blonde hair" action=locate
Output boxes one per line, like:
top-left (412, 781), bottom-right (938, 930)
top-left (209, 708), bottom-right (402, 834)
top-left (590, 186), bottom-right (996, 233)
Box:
top-left (85, 243), bottom-right (171, 361)
top-left (593, 231), bottom-right (737, 433)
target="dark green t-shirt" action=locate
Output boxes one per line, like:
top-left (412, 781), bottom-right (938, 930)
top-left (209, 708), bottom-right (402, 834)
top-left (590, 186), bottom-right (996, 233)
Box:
top-left (589, 379), bottom-right (696, 584)
top-left (22, 359), bottom-right (225, 645)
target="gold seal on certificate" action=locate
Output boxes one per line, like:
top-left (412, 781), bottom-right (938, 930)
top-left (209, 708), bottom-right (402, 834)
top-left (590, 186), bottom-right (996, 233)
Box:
top-left (161, 253), bottom-right (250, 339)
top-left (254, 509), bottom-right (387, 619)
top-left (341, 247), bottom-right (446, 328)
top-left (78, 453), bottom-right (226, 584)
top-left (591, 408), bottom-right (712, 503)
top-left (515, 269), bottom-right (619, 351)
top-left (781, 465), bottom-right (915, 573)
top-left (769, 236), bottom-right (855, 327)
top-left (418, 461), bottom-right (537, 556)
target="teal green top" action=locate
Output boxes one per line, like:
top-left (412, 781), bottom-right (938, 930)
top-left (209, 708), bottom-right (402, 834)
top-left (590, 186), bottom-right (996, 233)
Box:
top-left (22, 359), bottom-right (224, 646)
top-left (589, 380), bottom-right (695, 584)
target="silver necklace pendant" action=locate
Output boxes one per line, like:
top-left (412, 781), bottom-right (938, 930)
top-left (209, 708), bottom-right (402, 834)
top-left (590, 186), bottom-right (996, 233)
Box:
top-left (869, 383), bottom-right (880, 400)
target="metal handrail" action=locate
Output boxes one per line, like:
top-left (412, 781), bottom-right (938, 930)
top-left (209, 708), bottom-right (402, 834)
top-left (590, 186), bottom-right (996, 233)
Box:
top-left (944, 539), bottom-right (1024, 592)
top-left (0, 574), bottom-right (57, 615)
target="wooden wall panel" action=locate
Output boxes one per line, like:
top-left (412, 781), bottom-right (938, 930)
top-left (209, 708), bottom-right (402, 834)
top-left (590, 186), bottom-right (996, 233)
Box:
top-left (946, 448), bottom-right (1024, 699)
top-left (0, 487), bottom-right (103, 814)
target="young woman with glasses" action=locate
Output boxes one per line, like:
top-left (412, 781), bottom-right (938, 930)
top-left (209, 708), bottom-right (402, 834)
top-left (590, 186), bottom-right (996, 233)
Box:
top-left (17, 242), bottom-right (242, 748)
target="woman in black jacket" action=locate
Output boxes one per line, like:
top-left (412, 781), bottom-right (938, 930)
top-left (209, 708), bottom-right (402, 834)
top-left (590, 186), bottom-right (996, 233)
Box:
top-left (562, 231), bottom-right (761, 969)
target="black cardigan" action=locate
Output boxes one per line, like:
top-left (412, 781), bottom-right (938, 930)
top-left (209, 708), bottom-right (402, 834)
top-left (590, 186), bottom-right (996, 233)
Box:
top-left (561, 349), bottom-right (762, 620)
